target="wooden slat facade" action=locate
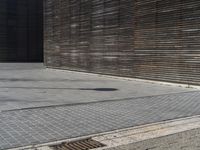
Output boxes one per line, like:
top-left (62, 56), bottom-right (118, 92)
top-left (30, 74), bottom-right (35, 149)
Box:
top-left (0, 0), bottom-right (43, 62)
top-left (44, 0), bottom-right (200, 85)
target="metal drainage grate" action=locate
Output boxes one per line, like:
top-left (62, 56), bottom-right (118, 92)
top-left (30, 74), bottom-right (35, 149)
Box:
top-left (50, 138), bottom-right (106, 150)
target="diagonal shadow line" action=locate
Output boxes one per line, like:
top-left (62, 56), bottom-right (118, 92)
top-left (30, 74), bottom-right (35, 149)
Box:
top-left (0, 86), bottom-right (119, 91)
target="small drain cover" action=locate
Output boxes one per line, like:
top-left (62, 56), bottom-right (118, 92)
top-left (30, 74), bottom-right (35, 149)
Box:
top-left (50, 138), bottom-right (106, 150)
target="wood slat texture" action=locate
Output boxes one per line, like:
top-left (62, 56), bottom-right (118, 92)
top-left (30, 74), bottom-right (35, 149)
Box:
top-left (44, 0), bottom-right (200, 85)
top-left (0, 0), bottom-right (43, 62)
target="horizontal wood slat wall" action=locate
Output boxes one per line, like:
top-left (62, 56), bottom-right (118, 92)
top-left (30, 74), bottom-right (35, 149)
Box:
top-left (0, 0), bottom-right (43, 62)
top-left (44, 0), bottom-right (200, 85)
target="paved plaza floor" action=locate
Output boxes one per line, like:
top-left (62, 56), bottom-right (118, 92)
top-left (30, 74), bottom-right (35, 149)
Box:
top-left (0, 63), bottom-right (199, 149)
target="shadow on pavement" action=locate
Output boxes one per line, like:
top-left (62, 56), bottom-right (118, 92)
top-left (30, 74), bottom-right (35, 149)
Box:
top-left (0, 86), bottom-right (119, 92)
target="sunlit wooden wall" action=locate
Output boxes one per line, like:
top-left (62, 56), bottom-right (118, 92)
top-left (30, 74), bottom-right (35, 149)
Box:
top-left (44, 0), bottom-right (200, 85)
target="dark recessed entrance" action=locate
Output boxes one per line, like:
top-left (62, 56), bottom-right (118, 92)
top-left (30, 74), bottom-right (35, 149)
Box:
top-left (0, 0), bottom-right (43, 62)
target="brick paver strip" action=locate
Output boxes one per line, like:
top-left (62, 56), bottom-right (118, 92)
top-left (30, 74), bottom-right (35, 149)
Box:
top-left (0, 91), bottom-right (200, 149)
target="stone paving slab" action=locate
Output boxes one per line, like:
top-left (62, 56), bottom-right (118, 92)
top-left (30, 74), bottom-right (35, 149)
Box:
top-left (1, 91), bottom-right (200, 150)
top-left (0, 63), bottom-right (195, 112)
top-left (25, 116), bottom-right (200, 150)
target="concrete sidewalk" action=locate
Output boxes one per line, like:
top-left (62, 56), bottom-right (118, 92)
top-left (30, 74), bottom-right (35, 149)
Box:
top-left (0, 63), bottom-right (199, 150)
top-left (0, 63), bottom-right (195, 112)
top-left (1, 91), bottom-right (200, 149)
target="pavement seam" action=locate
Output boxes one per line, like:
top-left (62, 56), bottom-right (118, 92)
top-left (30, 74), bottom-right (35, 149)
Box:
top-left (1, 90), bottom-right (199, 113)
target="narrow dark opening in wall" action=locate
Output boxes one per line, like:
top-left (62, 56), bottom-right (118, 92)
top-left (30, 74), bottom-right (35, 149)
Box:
top-left (0, 0), bottom-right (43, 62)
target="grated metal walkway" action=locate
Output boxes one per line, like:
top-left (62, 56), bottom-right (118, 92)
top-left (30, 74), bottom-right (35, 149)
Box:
top-left (1, 91), bottom-right (200, 150)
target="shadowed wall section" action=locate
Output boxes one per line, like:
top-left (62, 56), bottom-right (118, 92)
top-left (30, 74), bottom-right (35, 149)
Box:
top-left (0, 0), bottom-right (43, 62)
top-left (44, 0), bottom-right (200, 85)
